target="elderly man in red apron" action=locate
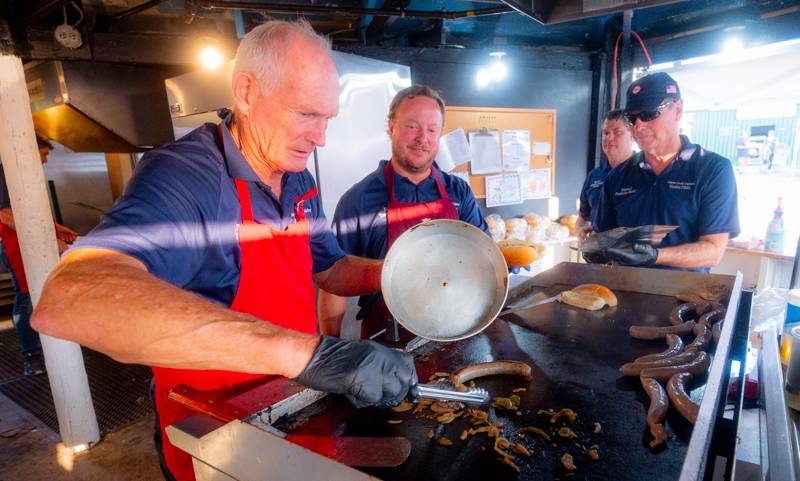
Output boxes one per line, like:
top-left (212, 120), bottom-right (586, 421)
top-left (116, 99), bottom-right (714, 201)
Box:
top-left (33, 21), bottom-right (417, 481)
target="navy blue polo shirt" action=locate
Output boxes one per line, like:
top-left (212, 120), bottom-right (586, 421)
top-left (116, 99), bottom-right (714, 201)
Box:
top-left (595, 136), bottom-right (740, 272)
top-left (333, 160), bottom-right (489, 316)
top-left (578, 162), bottom-right (611, 227)
top-left (71, 110), bottom-right (345, 306)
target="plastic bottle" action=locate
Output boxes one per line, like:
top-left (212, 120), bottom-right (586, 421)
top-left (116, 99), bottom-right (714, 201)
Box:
top-left (765, 197), bottom-right (785, 254)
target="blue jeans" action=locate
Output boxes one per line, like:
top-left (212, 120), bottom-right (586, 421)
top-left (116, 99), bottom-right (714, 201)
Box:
top-left (0, 240), bottom-right (40, 356)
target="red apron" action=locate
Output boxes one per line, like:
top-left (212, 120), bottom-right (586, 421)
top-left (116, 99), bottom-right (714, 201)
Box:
top-left (0, 225), bottom-right (29, 293)
top-left (360, 162), bottom-right (459, 338)
top-left (151, 125), bottom-right (319, 481)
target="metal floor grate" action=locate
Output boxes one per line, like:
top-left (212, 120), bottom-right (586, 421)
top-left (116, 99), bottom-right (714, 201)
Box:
top-left (0, 327), bottom-right (152, 434)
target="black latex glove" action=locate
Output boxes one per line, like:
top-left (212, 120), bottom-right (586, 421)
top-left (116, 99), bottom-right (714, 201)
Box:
top-left (294, 336), bottom-right (419, 408)
top-left (582, 249), bottom-right (610, 264)
top-left (605, 242), bottom-right (658, 266)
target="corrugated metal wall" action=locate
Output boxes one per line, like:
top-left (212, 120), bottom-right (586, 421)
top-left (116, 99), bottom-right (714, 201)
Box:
top-left (686, 106), bottom-right (799, 167)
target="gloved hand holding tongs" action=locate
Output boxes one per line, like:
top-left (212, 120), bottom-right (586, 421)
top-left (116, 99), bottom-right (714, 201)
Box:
top-left (577, 225), bottom-right (677, 267)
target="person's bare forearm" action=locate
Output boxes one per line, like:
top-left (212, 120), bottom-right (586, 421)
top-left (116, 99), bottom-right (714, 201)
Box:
top-left (655, 235), bottom-right (728, 269)
top-left (318, 290), bottom-right (347, 337)
top-left (313, 255), bottom-right (382, 296)
top-left (31, 248), bottom-right (319, 377)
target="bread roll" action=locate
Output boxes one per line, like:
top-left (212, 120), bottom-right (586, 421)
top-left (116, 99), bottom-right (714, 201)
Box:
top-left (524, 213), bottom-right (544, 229)
top-left (504, 218), bottom-right (529, 241)
top-left (558, 290), bottom-right (606, 311)
top-left (497, 239), bottom-right (539, 268)
top-left (558, 214), bottom-right (580, 235)
top-left (572, 283), bottom-right (618, 307)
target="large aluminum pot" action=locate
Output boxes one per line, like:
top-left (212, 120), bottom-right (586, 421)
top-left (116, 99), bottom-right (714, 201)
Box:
top-left (381, 219), bottom-right (509, 341)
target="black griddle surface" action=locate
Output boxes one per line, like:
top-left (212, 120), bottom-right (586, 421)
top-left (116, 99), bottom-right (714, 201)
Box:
top-left (277, 288), bottom-right (713, 481)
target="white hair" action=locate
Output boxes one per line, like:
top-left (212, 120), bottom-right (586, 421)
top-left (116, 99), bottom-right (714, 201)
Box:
top-left (232, 20), bottom-right (332, 95)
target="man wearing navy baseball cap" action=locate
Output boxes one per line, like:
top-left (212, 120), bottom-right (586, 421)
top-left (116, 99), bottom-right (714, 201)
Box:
top-left (590, 72), bottom-right (740, 272)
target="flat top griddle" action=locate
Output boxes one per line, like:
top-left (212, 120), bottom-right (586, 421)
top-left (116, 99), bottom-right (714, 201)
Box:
top-left (275, 285), bottom-right (725, 481)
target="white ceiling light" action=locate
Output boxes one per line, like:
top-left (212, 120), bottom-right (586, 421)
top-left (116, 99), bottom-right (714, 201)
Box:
top-left (200, 46), bottom-right (224, 70)
top-left (475, 68), bottom-right (491, 89)
top-left (722, 37), bottom-right (744, 54)
top-left (489, 51), bottom-right (507, 80)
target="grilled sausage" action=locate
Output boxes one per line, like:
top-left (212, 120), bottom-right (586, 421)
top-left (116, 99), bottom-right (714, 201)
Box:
top-left (451, 361), bottom-right (532, 387)
top-left (712, 321), bottom-right (723, 344)
top-left (640, 376), bottom-right (669, 447)
top-left (635, 334), bottom-right (685, 363)
top-left (640, 352), bottom-right (711, 382)
top-left (620, 351), bottom-right (700, 376)
top-left (669, 303), bottom-right (697, 326)
top-left (686, 325), bottom-right (712, 353)
top-left (697, 308), bottom-right (725, 328)
top-left (629, 321), bottom-right (696, 340)
top-left (667, 372), bottom-right (699, 423)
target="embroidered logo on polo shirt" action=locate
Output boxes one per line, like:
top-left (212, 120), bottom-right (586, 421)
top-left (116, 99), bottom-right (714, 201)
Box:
top-left (667, 181), bottom-right (695, 191)
top-left (615, 186), bottom-right (637, 197)
top-left (590, 180), bottom-right (604, 189)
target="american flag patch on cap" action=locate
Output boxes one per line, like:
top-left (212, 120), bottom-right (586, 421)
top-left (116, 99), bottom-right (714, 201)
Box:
top-left (667, 85), bottom-right (677, 94)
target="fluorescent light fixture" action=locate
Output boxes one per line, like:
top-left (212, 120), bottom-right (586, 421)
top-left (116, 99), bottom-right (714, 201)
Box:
top-left (200, 46), bottom-right (224, 70)
top-left (476, 68), bottom-right (491, 88)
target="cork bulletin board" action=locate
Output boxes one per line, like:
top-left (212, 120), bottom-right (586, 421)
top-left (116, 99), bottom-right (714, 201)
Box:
top-left (443, 106), bottom-right (557, 199)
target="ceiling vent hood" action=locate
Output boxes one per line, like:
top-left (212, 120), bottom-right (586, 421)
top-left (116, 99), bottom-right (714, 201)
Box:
top-left (25, 61), bottom-right (176, 153)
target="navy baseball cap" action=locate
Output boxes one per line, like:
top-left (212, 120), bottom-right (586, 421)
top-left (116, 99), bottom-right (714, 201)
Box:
top-left (625, 72), bottom-right (681, 114)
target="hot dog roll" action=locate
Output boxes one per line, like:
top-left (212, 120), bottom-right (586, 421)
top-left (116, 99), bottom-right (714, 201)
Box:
top-left (640, 352), bottom-right (711, 382)
top-left (634, 334), bottom-right (684, 363)
top-left (667, 372), bottom-right (699, 424)
top-left (676, 292), bottom-right (702, 304)
top-left (451, 360), bottom-right (532, 387)
top-left (571, 284), bottom-right (618, 307)
top-left (557, 290), bottom-right (607, 311)
top-left (640, 376), bottom-right (669, 447)
top-left (669, 303), bottom-right (697, 326)
top-left (629, 321), bottom-right (696, 341)
top-left (686, 325), bottom-right (712, 352)
top-left (620, 351), bottom-right (700, 376)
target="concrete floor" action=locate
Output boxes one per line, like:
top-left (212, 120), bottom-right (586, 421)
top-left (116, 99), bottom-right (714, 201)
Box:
top-left (0, 393), bottom-right (161, 481)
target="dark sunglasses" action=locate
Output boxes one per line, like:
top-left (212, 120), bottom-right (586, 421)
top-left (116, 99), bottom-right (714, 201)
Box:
top-left (625, 100), bottom-right (675, 125)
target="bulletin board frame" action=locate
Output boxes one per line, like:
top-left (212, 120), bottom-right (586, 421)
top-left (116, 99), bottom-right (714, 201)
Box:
top-left (443, 106), bottom-right (556, 199)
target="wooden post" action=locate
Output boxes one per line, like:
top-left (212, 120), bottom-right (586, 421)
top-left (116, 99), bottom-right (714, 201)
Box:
top-left (0, 54), bottom-right (99, 448)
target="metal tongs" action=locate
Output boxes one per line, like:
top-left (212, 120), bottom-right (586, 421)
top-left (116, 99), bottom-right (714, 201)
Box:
top-left (417, 383), bottom-right (489, 405)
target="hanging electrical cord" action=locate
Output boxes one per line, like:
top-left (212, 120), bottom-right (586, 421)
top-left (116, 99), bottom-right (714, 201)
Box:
top-left (611, 30), bottom-right (653, 110)
top-left (62, 1), bottom-right (85, 28)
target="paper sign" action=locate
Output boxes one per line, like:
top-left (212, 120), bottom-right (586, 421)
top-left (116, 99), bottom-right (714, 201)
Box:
top-left (469, 129), bottom-right (502, 174)
top-left (502, 129), bottom-right (531, 171)
top-left (485, 174), bottom-right (523, 207)
top-left (533, 142), bottom-right (551, 156)
top-left (519, 169), bottom-right (551, 200)
top-left (436, 128), bottom-right (472, 172)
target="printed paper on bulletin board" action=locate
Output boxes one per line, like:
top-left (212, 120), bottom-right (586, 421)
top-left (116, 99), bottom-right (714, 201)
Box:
top-left (444, 107), bottom-right (556, 199)
top-left (520, 169), bottom-right (551, 199)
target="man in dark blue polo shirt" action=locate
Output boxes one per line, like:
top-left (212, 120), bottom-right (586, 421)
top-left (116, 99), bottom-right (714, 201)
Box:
top-left (579, 109), bottom-right (634, 230)
top-left (32, 21), bottom-right (417, 481)
top-left (318, 85), bottom-right (488, 338)
top-left (593, 72), bottom-right (739, 272)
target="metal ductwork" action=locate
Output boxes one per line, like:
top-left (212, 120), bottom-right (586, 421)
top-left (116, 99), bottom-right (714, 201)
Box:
top-left (25, 61), bottom-right (175, 153)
